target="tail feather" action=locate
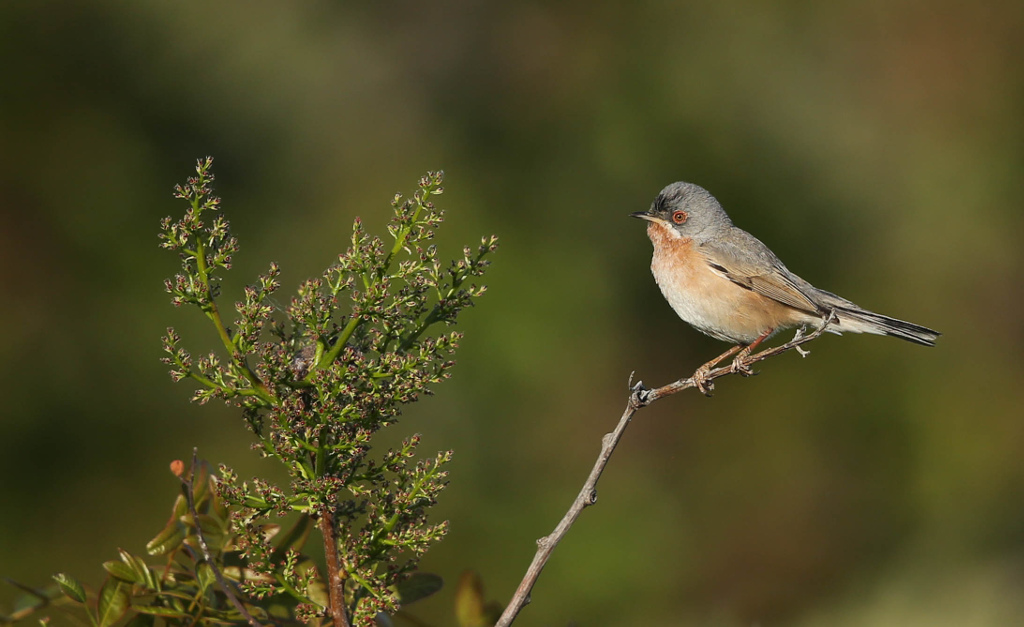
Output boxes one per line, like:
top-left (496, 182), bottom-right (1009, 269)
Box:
top-left (832, 305), bottom-right (940, 347)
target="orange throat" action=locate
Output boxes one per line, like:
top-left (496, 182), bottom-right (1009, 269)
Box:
top-left (647, 219), bottom-right (690, 249)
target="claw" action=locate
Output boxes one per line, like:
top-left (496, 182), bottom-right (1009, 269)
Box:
top-left (726, 329), bottom-right (773, 377)
top-left (690, 344), bottom-right (744, 396)
top-left (729, 344), bottom-right (758, 377)
top-left (692, 366), bottom-right (715, 396)
top-left (730, 357), bottom-right (756, 376)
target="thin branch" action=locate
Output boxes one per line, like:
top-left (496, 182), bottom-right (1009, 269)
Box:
top-left (193, 231), bottom-right (276, 406)
top-left (309, 314), bottom-right (362, 382)
top-left (494, 313), bottom-right (836, 627)
top-left (179, 448), bottom-right (264, 627)
top-left (640, 311), bottom-right (837, 403)
top-left (307, 186), bottom-right (433, 381)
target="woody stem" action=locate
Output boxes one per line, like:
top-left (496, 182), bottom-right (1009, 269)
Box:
top-left (319, 512), bottom-right (350, 627)
top-left (494, 312), bottom-right (836, 626)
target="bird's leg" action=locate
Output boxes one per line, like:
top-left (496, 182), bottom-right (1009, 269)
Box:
top-left (730, 330), bottom-right (773, 376)
top-left (692, 345), bottom-right (743, 395)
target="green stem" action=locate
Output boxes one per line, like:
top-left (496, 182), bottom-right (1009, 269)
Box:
top-left (397, 282), bottom-right (461, 353)
top-left (348, 572), bottom-right (382, 601)
top-left (382, 188), bottom-right (429, 271)
top-left (315, 437), bottom-right (327, 478)
top-left (396, 307), bottom-right (440, 353)
top-left (307, 315), bottom-right (361, 382)
top-left (192, 218), bottom-right (276, 406)
top-left (193, 238), bottom-right (234, 358)
top-left (363, 471), bottom-right (432, 563)
top-left (304, 189), bottom-right (431, 380)
top-left (184, 587), bottom-right (204, 618)
top-left (186, 372), bottom-right (265, 400)
top-left (397, 260), bottom-right (474, 352)
top-left (273, 573), bottom-right (318, 608)
top-left (185, 370), bottom-right (221, 391)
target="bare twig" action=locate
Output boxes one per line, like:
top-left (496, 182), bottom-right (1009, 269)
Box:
top-left (640, 311), bottom-right (837, 403)
top-left (494, 313), bottom-right (836, 626)
top-left (179, 448), bottom-right (264, 627)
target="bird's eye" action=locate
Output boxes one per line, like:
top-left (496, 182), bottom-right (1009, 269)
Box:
top-left (672, 210), bottom-right (688, 224)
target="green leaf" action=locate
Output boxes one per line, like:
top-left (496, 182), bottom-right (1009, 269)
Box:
top-left (12, 591), bottom-right (46, 615)
top-left (52, 573), bottom-right (87, 604)
top-left (454, 571), bottom-right (486, 627)
top-left (191, 463), bottom-right (211, 506)
top-left (117, 548), bottom-right (136, 568)
top-left (209, 483), bottom-right (229, 522)
top-left (196, 562), bottom-right (216, 593)
top-left (96, 580), bottom-right (129, 627)
top-left (171, 494), bottom-right (188, 519)
top-left (192, 513), bottom-right (225, 537)
top-left (119, 549), bottom-right (158, 591)
top-left (146, 521), bottom-right (186, 556)
top-left (221, 565), bottom-right (242, 582)
top-left (133, 605), bottom-right (189, 618)
top-left (394, 572), bottom-right (443, 606)
top-left (102, 561), bottom-right (138, 583)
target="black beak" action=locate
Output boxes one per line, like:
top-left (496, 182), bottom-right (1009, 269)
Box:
top-left (630, 211), bottom-right (654, 221)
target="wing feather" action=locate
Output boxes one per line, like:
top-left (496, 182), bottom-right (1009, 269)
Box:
top-left (698, 230), bottom-right (822, 315)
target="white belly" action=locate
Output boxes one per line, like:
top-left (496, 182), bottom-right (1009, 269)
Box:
top-left (651, 255), bottom-right (752, 342)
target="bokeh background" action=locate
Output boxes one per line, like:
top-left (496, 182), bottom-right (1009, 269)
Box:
top-left (3, 1), bottom-right (1024, 625)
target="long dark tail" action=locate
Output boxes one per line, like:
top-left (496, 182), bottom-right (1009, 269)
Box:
top-left (811, 289), bottom-right (941, 347)
top-left (833, 306), bottom-right (940, 346)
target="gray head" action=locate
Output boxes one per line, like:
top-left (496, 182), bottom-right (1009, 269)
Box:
top-left (630, 182), bottom-right (732, 242)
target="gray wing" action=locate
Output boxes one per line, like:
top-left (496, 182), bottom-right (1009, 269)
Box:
top-left (696, 228), bottom-right (824, 315)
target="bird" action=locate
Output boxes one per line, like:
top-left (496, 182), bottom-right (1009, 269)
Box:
top-left (631, 182), bottom-right (940, 393)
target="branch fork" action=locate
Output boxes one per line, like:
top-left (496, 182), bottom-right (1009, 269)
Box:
top-left (495, 311), bottom-right (837, 627)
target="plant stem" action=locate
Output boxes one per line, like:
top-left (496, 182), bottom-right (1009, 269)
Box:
top-left (273, 574), bottom-right (318, 608)
top-left (180, 448), bottom-right (263, 627)
top-left (307, 190), bottom-right (430, 379)
top-left (494, 315), bottom-right (835, 626)
top-left (194, 238), bottom-right (234, 357)
top-left (309, 315), bottom-right (362, 382)
top-left (193, 234), bottom-right (276, 405)
top-left (383, 188), bottom-right (429, 268)
top-left (319, 512), bottom-right (351, 627)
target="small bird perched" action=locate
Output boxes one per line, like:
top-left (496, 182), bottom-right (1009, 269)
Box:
top-left (632, 182), bottom-right (939, 392)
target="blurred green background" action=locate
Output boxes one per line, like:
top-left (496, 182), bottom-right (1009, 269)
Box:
top-left (2, 1), bottom-right (1023, 625)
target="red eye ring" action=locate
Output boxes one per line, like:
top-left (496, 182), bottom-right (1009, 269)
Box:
top-left (672, 210), bottom-right (688, 224)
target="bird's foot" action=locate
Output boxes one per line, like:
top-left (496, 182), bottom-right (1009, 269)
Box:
top-left (692, 344), bottom-right (744, 396)
top-left (692, 365), bottom-right (715, 396)
top-left (729, 347), bottom-right (757, 377)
